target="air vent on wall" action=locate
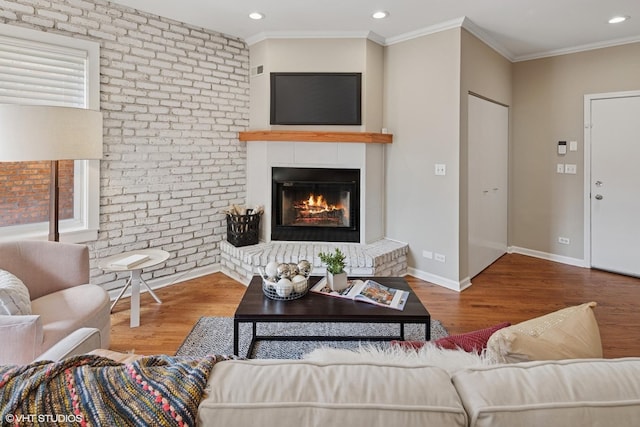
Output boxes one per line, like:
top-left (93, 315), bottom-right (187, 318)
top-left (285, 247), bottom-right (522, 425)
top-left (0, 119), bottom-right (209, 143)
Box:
top-left (251, 65), bottom-right (264, 76)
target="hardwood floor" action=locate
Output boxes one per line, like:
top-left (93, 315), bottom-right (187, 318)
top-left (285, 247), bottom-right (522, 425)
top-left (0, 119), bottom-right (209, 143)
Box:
top-left (109, 254), bottom-right (640, 358)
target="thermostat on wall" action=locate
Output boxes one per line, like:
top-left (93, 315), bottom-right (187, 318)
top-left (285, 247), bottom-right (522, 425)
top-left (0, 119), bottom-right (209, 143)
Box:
top-left (558, 141), bottom-right (567, 155)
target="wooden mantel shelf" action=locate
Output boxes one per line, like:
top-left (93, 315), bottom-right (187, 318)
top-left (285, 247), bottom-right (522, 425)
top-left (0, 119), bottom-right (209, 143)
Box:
top-left (238, 130), bottom-right (393, 144)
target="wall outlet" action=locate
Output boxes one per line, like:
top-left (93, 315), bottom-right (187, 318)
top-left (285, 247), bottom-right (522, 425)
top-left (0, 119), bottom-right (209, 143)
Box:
top-left (434, 253), bottom-right (446, 263)
top-left (558, 237), bottom-right (570, 245)
top-left (422, 250), bottom-right (433, 259)
top-left (565, 164), bottom-right (577, 174)
top-left (434, 164), bottom-right (446, 176)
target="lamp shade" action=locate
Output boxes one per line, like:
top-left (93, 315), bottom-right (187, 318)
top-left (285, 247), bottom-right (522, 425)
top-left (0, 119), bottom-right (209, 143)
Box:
top-left (0, 105), bottom-right (103, 161)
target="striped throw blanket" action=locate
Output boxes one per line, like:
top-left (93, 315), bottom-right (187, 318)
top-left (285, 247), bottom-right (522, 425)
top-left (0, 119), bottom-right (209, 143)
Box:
top-left (0, 354), bottom-right (232, 426)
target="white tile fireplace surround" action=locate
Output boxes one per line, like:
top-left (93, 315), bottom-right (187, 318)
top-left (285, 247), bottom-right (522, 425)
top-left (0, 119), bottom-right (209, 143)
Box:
top-left (221, 131), bottom-right (408, 284)
top-left (244, 131), bottom-right (390, 244)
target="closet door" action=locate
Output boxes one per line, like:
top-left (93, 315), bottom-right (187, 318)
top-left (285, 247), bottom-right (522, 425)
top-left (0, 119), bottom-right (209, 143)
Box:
top-left (468, 94), bottom-right (509, 278)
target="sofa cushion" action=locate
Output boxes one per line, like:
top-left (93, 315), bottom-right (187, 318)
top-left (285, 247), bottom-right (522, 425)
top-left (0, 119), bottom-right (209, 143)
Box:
top-left (31, 284), bottom-right (111, 352)
top-left (199, 359), bottom-right (468, 427)
top-left (0, 315), bottom-right (42, 365)
top-left (486, 302), bottom-right (602, 363)
top-left (452, 358), bottom-right (640, 427)
top-left (0, 269), bottom-right (31, 315)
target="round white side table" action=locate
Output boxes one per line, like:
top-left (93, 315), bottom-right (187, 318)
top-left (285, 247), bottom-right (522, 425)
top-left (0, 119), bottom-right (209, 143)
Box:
top-left (99, 249), bottom-right (170, 328)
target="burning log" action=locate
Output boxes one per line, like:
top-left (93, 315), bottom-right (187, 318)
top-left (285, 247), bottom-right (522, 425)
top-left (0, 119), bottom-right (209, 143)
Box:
top-left (291, 193), bottom-right (346, 225)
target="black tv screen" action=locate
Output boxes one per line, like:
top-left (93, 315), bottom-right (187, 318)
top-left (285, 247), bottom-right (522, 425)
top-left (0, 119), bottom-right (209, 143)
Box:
top-left (270, 72), bottom-right (362, 125)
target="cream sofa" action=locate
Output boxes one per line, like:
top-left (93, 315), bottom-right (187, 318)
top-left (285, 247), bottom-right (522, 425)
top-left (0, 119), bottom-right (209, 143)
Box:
top-left (198, 356), bottom-right (640, 427)
top-left (198, 301), bottom-right (640, 426)
top-left (0, 240), bottom-right (110, 364)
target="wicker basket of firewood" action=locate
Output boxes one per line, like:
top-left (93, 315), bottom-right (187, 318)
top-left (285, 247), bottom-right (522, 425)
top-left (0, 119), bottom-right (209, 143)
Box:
top-left (225, 205), bottom-right (263, 247)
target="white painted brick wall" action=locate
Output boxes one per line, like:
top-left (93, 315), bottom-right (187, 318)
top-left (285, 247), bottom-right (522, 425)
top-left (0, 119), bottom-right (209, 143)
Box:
top-left (2, 0), bottom-right (248, 290)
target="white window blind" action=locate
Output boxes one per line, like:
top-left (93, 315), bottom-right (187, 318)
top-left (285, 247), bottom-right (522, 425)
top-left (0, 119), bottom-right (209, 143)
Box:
top-left (0, 35), bottom-right (87, 107)
top-left (0, 23), bottom-right (100, 243)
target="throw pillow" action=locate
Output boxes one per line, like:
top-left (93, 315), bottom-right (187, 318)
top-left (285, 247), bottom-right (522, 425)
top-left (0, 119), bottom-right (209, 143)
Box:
top-left (392, 322), bottom-right (511, 353)
top-left (433, 321), bottom-right (511, 353)
top-left (0, 269), bottom-right (32, 315)
top-left (486, 301), bottom-right (602, 363)
top-left (304, 342), bottom-right (495, 373)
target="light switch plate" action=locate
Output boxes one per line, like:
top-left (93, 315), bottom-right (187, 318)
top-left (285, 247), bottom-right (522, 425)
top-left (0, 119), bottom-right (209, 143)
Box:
top-left (565, 164), bottom-right (577, 174)
top-left (557, 163), bottom-right (565, 174)
top-left (569, 140), bottom-right (578, 151)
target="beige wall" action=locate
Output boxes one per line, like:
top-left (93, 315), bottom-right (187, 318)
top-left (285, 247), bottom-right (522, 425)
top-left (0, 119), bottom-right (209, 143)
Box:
top-left (384, 29), bottom-right (462, 284)
top-left (511, 42), bottom-right (640, 260)
top-left (248, 38), bottom-right (384, 131)
top-left (365, 39), bottom-right (385, 133)
top-left (247, 30), bottom-right (640, 287)
top-left (383, 28), bottom-right (511, 287)
top-left (459, 29), bottom-right (512, 280)
top-left (249, 40), bottom-right (269, 130)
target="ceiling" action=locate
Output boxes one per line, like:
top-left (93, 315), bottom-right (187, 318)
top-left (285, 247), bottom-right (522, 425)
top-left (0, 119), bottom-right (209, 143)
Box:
top-left (109, 0), bottom-right (640, 61)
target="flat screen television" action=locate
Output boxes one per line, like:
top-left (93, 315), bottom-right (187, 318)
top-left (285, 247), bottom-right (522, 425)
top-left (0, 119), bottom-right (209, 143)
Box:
top-left (270, 72), bottom-right (362, 125)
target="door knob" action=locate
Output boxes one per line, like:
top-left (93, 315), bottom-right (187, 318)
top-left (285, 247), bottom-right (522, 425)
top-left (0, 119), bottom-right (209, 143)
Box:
top-left (595, 181), bottom-right (603, 187)
top-left (595, 194), bottom-right (603, 200)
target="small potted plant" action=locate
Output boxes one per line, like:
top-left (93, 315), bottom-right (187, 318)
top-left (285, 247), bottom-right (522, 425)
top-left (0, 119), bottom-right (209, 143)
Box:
top-left (318, 248), bottom-right (348, 291)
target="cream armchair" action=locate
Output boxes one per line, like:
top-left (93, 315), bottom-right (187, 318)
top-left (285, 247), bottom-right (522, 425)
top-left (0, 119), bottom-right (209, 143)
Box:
top-left (0, 240), bottom-right (110, 365)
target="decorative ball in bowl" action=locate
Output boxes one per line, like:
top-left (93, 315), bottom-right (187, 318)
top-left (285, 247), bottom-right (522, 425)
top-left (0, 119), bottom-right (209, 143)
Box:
top-left (261, 260), bottom-right (311, 301)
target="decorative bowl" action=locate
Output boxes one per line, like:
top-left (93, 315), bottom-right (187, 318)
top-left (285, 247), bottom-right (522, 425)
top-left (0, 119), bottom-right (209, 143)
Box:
top-left (262, 276), bottom-right (309, 301)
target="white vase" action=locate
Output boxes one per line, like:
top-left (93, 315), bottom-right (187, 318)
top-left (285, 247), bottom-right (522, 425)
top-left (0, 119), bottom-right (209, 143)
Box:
top-left (327, 271), bottom-right (348, 292)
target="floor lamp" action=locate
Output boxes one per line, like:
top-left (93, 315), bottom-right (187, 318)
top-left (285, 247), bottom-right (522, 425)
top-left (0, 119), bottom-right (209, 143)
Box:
top-left (0, 105), bottom-right (103, 241)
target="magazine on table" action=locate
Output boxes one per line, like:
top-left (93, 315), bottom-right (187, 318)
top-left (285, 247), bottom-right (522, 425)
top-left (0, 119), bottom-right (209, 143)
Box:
top-left (310, 278), bottom-right (409, 311)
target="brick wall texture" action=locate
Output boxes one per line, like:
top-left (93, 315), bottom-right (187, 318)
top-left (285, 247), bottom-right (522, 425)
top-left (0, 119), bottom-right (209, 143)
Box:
top-left (0, 160), bottom-right (74, 225)
top-left (1, 0), bottom-right (249, 289)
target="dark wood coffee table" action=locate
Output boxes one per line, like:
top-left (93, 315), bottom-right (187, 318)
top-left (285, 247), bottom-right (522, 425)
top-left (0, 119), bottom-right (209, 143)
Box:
top-left (233, 276), bottom-right (431, 358)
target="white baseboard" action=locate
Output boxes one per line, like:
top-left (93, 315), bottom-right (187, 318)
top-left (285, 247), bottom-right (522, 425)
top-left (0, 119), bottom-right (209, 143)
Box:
top-left (508, 246), bottom-right (587, 268)
top-left (107, 246), bottom-right (586, 301)
top-left (407, 246), bottom-right (588, 293)
top-left (407, 267), bottom-right (471, 292)
top-left (108, 263), bottom-right (221, 300)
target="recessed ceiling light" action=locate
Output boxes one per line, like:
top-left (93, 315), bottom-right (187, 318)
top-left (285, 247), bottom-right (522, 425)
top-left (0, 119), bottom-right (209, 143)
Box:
top-left (249, 12), bottom-right (265, 20)
top-left (372, 11), bottom-right (389, 19)
top-left (608, 16), bottom-right (629, 24)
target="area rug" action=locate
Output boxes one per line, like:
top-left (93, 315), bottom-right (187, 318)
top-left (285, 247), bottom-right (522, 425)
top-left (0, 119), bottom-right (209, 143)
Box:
top-left (175, 317), bottom-right (448, 359)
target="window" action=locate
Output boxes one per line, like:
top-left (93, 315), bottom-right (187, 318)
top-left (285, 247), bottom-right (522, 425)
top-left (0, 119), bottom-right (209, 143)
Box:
top-left (0, 24), bottom-right (100, 242)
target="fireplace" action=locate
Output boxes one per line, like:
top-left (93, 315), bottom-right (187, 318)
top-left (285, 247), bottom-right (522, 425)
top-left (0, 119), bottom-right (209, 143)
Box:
top-left (271, 167), bottom-right (360, 242)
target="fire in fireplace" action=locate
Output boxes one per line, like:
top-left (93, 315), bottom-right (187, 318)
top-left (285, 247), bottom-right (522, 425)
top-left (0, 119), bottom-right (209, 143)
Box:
top-left (289, 193), bottom-right (349, 226)
top-left (272, 167), bottom-right (360, 242)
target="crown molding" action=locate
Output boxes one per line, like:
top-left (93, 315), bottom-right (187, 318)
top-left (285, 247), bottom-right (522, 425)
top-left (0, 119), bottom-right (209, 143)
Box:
top-left (513, 34), bottom-right (640, 62)
top-left (384, 16), bottom-right (515, 61)
top-left (384, 16), bottom-right (466, 46)
top-left (244, 17), bottom-right (640, 63)
top-left (459, 17), bottom-right (515, 62)
top-left (246, 30), bottom-right (385, 46)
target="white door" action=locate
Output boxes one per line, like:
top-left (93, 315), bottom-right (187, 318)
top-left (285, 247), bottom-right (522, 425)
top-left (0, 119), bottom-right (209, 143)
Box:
top-left (468, 94), bottom-right (509, 278)
top-left (590, 94), bottom-right (640, 277)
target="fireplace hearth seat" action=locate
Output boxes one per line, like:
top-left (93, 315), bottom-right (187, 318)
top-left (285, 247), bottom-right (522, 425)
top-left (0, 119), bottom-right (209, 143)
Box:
top-left (0, 240), bottom-right (110, 365)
